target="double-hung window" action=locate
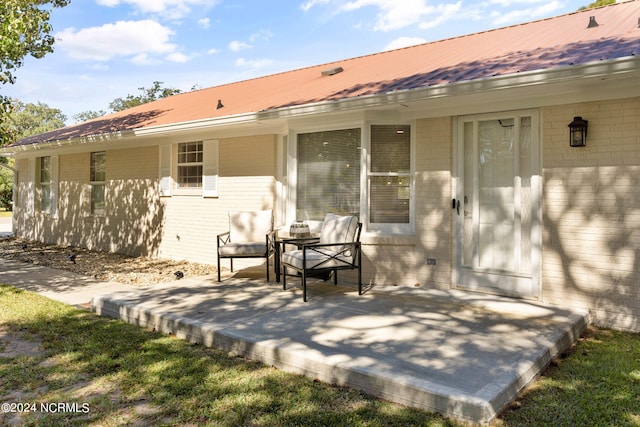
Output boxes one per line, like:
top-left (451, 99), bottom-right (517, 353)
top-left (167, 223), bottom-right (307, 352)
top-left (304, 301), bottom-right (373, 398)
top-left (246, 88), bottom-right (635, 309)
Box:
top-left (368, 124), bottom-right (412, 231)
top-left (38, 156), bottom-right (52, 213)
top-left (177, 141), bottom-right (203, 188)
top-left (90, 151), bottom-right (106, 216)
top-left (159, 140), bottom-right (218, 197)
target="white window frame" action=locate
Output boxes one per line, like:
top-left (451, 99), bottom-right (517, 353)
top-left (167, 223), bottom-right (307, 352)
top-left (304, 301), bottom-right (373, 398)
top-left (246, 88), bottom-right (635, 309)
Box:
top-left (176, 141), bottom-right (203, 190)
top-left (365, 122), bottom-right (415, 235)
top-left (28, 155), bottom-right (58, 218)
top-left (289, 120), bottom-right (415, 235)
top-left (38, 156), bottom-right (52, 214)
top-left (89, 151), bottom-right (106, 216)
top-left (159, 139), bottom-right (218, 197)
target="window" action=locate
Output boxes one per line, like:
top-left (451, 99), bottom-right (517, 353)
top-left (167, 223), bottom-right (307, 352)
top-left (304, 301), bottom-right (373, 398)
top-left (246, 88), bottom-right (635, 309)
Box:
top-left (90, 151), bottom-right (105, 215)
top-left (296, 128), bottom-right (361, 221)
top-left (158, 140), bottom-right (218, 197)
top-left (177, 141), bottom-right (203, 188)
top-left (369, 125), bottom-right (412, 225)
top-left (293, 124), bottom-right (413, 233)
top-left (38, 156), bottom-right (51, 213)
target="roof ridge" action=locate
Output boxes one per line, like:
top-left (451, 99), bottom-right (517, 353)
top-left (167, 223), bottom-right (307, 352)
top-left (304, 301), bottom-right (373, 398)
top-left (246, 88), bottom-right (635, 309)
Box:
top-left (381, 0), bottom-right (631, 54)
top-left (183, 0), bottom-right (631, 97)
top-left (6, 0), bottom-right (638, 147)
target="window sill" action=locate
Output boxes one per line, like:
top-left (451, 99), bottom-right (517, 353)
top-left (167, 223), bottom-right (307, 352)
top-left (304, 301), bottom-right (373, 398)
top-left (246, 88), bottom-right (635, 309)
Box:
top-left (173, 188), bottom-right (202, 196)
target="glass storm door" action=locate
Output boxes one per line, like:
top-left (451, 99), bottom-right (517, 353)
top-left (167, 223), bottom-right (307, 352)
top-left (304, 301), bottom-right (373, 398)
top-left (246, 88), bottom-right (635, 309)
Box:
top-left (455, 111), bottom-right (541, 298)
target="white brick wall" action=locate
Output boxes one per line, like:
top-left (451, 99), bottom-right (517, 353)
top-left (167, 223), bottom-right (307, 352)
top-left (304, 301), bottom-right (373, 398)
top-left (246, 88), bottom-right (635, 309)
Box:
top-left (361, 117), bottom-right (453, 288)
top-left (12, 96), bottom-right (640, 331)
top-left (158, 134), bottom-right (277, 264)
top-left (542, 97), bottom-right (640, 330)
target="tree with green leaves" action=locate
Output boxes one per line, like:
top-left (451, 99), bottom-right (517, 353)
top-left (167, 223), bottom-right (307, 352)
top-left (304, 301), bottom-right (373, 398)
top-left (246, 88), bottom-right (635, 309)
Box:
top-left (580, 0), bottom-right (615, 9)
top-left (0, 100), bottom-right (66, 209)
top-left (109, 81), bottom-right (182, 112)
top-left (72, 109), bottom-right (108, 124)
top-left (0, 159), bottom-right (13, 210)
top-left (0, 0), bottom-right (70, 146)
top-left (9, 100), bottom-right (66, 139)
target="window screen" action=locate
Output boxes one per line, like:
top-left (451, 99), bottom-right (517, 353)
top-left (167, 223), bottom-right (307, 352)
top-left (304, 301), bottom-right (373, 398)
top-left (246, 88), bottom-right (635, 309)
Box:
top-left (369, 125), bottom-right (411, 223)
top-left (297, 128), bottom-right (361, 221)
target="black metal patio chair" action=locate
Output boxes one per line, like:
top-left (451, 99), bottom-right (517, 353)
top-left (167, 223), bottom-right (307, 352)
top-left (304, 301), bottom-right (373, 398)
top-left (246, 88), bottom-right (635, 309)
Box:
top-left (216, 209), bottom-right (275, 281)
top-left (281, 213), bottom-right (362, 301)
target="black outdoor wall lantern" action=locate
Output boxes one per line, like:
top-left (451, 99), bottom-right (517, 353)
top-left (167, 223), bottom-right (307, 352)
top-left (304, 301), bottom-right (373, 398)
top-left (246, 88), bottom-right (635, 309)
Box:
top-left (568, 116), bottom-right (588, 147)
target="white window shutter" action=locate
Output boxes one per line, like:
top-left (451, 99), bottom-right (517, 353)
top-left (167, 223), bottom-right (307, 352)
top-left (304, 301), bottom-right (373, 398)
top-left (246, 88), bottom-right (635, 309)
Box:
top-left (26, 157), bottom-right (35, 215)
top-left (158, 145), bottom-right (172, 197)
top-left (50, 155), bottom-right (59, 218)
top-left (202, 139), bottom-right (219, 198)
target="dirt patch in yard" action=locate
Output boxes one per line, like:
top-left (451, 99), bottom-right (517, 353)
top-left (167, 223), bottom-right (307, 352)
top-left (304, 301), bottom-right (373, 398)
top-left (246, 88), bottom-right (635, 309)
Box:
top-left (0, 327), bottom-right (44, 359)
top-left (0, 237), bottom-right (218, 287)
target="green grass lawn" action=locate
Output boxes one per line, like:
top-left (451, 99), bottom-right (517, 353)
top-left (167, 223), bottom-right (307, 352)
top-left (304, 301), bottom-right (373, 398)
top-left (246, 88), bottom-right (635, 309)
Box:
top-left (1, 284), bottom-right (639, 426)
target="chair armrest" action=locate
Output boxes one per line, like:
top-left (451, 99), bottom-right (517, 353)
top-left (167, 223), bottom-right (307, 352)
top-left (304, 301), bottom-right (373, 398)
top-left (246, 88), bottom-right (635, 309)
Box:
top-left (266, 230), bottom-right (276, 249)
top-left (217, 231), bottom-right (230, 247)
top-left (301, 241), bottom-right (360, 250)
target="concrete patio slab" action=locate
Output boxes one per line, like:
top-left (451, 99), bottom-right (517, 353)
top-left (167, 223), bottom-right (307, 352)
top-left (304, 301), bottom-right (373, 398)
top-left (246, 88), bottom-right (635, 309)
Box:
top-left (0, 256), bottom-right (589, 424)
top-left (91, 274), bottom-right (589, 424)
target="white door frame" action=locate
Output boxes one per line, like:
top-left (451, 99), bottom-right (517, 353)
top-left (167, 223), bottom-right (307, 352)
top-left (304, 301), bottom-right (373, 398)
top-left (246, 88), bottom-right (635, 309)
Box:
top-left (453, 109), bottom-right (542, 299)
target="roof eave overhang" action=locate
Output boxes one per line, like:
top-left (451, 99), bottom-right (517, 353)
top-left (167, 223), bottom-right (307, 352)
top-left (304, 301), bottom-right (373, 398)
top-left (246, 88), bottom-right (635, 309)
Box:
top-left (2, 55), bottom-right (638, 156)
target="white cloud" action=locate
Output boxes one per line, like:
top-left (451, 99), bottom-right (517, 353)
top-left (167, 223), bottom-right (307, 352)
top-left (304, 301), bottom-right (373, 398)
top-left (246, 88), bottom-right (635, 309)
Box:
top-left (418, 2), bottom-right (463, 30)
top-left (131, 53), bottom-right (152, 65)
top-left (227, 30), bottom-right (272, 54)
top-left (249, 29), bottom-right (274, 43)
top-left (56, 20), bottom-right (178, 62)
top-left (302, 0), bottom-right (462, 32)
top-left (198, 18), bottom-right (211, 29)
top-left (383, 36), bottom-right (427, 51)
top-left (229, 40), bottom-right (251, 52)
top-left (491, 0), bottom-right (562, 25)
top-left (488, 0), bottom-right (548, 7)
top-left (235, 58), bottom-right (274, 69)
top-left (343, 0), bottom-right (432, 31)
top-left (300, 0), bottom-right (332, 12)
top-left (165, 52), bottom-right (190, 63)
top-left (207, 47), bottom-right (219, 55)
top-left (96, 0), bottom-right (219, 19)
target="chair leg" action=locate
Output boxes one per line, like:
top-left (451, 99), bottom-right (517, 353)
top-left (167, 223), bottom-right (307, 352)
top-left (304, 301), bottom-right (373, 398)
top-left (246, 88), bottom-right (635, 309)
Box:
top-left (282, 266), bottom-right (287, 290)
top-left (217, 254), bottom-right (221, 282)
top-left (333, 270), bottom-right (338, 285)
top-left (357, 250), bottom-right (362, 294)
top-left (302, 270), bottom-right (307, 302)
top-left (266, 254), bottom-right (270, 282)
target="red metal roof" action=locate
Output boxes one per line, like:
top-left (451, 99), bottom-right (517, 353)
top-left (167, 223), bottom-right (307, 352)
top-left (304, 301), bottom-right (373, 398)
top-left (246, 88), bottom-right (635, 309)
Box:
top-left (10, 0), bottom-right (640, 147)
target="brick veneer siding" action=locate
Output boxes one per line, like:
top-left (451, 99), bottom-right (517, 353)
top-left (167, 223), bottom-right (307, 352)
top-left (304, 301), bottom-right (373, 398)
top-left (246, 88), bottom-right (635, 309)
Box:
top-left (542, 97), bottom-right (640, 330)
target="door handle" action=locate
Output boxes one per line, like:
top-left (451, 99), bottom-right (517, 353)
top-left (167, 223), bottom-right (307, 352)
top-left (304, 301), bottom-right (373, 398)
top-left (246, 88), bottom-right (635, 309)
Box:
top-left (452, 199), bottom-right (460, 215)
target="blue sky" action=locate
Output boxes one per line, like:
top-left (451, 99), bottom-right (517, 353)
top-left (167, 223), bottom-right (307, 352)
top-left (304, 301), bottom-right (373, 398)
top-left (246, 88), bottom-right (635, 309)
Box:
top-left (5, 0), bottom-right (590, 122)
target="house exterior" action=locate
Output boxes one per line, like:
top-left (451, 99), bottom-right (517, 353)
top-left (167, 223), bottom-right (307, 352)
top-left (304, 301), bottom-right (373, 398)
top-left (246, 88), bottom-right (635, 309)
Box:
top-left (2, 2), bottom-right (640, 331)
